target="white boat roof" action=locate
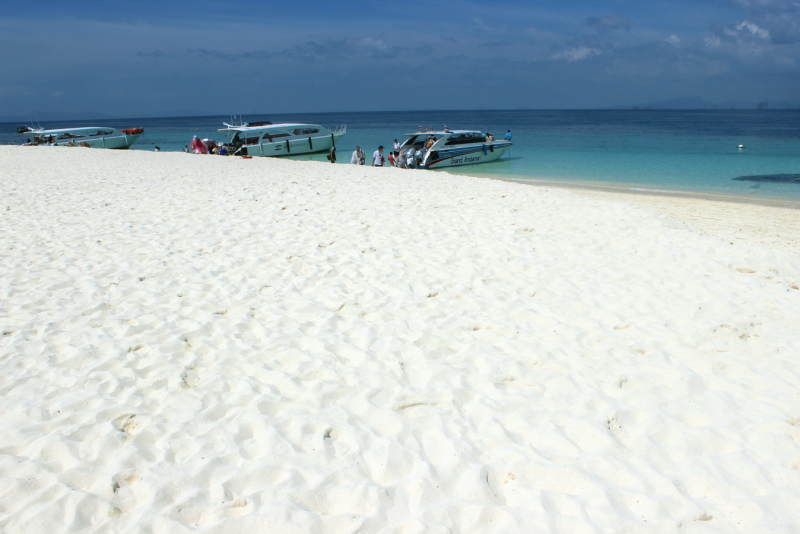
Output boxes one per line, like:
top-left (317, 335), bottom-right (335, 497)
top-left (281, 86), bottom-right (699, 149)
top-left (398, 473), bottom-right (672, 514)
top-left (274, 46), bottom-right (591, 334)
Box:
top-left (24, 127), bottom-right (117, 135)
top-left (405, 130), bottom-right (481, 136)
top-left (219, 123), bottom-right (324, 132)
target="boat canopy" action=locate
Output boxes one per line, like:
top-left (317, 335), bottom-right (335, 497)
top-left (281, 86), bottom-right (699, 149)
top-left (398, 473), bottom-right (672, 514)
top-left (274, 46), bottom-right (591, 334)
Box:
top-left (219, 123), bottom-right (326, 133)
top-left (404, 130), bottom-right (481, 136)
top-left (24, 127), bottom-right (117, 136)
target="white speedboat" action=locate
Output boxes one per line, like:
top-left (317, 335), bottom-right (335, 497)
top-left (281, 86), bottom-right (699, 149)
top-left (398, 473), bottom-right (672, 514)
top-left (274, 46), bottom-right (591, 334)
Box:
top-left (398, 130), bottom-right (512, 169)
top-left (218, 121), bottom-right (346, 157)
top-left (21, 126), bottom-right (144, 148)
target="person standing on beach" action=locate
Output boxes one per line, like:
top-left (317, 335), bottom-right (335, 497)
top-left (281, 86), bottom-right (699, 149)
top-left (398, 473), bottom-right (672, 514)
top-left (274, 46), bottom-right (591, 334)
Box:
top-left (397, 151), bottom-right (407, 169)
top-left (329, 146), bottom-right (337, 163)
top-left (373, 146), bottom-right (385, 166)
top-left (393, 139), bottom-right (400, 157)
top-left (505, 130), bottom-right (512, 141)
top-left (351, 146), bottom-right (365, 165)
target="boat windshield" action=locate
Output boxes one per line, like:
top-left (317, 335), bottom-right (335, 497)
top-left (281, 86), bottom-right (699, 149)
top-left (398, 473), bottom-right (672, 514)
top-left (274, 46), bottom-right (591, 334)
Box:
top-left (444, 133), bottom-right (486, 145)
top-left (401, 135), bottom-right (434, 150)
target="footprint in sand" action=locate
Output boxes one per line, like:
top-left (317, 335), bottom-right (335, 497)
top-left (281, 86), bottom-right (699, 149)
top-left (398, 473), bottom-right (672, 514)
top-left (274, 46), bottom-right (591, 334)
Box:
top-left (225, 497), bottom-right (253, 517)
top-left (111, 471), bottom-right (146, 513)
top-left (606, 416), bottom-right (625, 441)
top-left (493, 376), bottom-right (517, 391)
top-left (113, 414), bottom-right (141, 440)
top-left (180, 365), bottom-right (205, 388)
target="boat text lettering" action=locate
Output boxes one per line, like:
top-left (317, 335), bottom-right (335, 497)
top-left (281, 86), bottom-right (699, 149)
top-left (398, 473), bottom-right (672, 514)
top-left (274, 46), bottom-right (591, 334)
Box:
top-left (450, 156), bottom-right (482, 165)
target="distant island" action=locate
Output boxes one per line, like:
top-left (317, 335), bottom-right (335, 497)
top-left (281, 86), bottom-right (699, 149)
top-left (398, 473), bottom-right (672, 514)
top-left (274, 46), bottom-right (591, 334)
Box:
top-left (606, 96), bottom-right (800, 110)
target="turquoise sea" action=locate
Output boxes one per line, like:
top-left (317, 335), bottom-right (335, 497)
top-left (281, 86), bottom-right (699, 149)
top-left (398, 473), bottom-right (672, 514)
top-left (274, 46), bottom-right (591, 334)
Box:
top-left (3, 110), bottom-right (799, 202)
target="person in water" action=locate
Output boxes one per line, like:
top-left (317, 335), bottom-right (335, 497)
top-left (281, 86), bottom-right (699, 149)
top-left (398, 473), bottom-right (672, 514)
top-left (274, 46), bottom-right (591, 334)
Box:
top-left (393, 139), bottom-right (400, 157)
top-left (351, 146), bottom-right (365, 165)
top-left (373, 146), bottom-right (385, 166)
top-left (328, 146), bottom-right (337, 163)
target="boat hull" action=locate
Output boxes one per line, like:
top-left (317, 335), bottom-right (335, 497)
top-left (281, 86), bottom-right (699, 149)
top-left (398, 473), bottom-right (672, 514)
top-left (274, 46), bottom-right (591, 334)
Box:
top-left (240, 133), bottom-right (346, 157)
top-left (51, 133), bottom-right (144, 149)
top-left (424, 141), bottom-right (511, 169)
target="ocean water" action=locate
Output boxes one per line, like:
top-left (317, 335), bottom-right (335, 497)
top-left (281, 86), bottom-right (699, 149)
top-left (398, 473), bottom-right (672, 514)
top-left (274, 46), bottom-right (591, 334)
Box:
top-left (3, 110), bottom-right (799, 201)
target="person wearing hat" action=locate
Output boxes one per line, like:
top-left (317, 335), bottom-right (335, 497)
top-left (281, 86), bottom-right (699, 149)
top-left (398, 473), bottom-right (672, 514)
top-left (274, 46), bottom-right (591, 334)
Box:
top-left (351, 145), bottom-right (365, 165)
top-left (328, 145), bottom-right (337, 163)
top-left (373, 145), bottom-right (385, 166)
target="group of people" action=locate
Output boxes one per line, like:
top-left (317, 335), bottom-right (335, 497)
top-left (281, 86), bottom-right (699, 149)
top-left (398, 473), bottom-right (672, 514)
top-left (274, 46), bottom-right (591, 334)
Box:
top-left (23, 136), bottom-right (57, 146)
top-left (348, 139), bottom-right (422, 169)
top-left (301, 142), bottom-right (417, 168)
top-left (23, 136), bottom-right (91, 148)
top-left (348, 145), bottom-right (399, 167)
top-left (184, 135), bottom-right (228, 155)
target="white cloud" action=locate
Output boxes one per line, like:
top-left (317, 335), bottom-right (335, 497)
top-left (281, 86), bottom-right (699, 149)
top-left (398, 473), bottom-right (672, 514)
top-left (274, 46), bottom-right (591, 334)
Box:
top-left (704, 35), bottom-right (722, 50)
top-left (725, 20), bottom-right (771, 40)
top-left (666, 35), bottom-right (681, 46)
top-left (551, 46), bottom-right (601, 61)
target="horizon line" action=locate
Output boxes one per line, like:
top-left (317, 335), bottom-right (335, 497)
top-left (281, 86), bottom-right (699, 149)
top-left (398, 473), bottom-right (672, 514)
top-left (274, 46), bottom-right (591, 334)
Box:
top-left (3, 107), bottom-right (799, 124)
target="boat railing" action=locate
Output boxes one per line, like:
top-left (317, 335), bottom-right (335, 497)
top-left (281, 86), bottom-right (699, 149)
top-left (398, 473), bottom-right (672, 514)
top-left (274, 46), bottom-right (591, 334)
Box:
top-left (331, 124), bottom-right (347, 136)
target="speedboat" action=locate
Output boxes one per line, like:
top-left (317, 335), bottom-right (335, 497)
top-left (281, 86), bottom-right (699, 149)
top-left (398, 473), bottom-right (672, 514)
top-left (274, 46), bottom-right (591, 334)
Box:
top-left (21, 126), bottom-right (144, 148)
top-left (398, 129), bottom-right (512, 169)
top-left (218, 121), bottom-right (346, 157)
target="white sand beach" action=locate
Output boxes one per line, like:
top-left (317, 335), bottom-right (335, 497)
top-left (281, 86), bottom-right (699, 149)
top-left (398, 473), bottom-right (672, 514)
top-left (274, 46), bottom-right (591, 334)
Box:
top-left (2, 146), bottom-right (800, 533)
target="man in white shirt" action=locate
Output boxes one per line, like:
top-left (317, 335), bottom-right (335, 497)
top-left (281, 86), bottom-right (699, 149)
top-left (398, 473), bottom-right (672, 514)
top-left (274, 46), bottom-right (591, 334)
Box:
top-left (351, 145), bottom-right (365, 165)
top-left (373, 146), bottom-right (385, 166)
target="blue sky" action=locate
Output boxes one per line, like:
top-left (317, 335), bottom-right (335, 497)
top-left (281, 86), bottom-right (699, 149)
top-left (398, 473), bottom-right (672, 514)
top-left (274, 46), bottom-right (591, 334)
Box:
top-left (1, 0), bottom-right (798, 116)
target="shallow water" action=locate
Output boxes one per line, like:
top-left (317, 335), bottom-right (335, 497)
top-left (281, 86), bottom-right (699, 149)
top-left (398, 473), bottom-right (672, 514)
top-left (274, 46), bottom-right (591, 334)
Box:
top-left (3, 109), bottom-right (799, 200)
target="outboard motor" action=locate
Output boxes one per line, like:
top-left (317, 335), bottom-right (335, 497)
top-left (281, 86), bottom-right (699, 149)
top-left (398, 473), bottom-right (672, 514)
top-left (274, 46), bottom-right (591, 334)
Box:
top-left (415, 149), bottom-right (426, 167)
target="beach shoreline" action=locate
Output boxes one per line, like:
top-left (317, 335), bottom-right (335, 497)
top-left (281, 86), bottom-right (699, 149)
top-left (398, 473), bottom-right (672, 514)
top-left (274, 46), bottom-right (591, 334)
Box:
top-left (482, 176), bottom-right (800, 254)
top-left (2, 146), bottom-right (799, 533)
top-left (495, 175), bottom-right (800, 209)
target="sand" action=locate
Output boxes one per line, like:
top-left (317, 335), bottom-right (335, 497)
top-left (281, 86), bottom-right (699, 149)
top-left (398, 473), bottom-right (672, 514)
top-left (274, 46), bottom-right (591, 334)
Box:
top-left (571, 189), bottom-right (800, 255)
top-left (1, 146), bottom-right (799, 533)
